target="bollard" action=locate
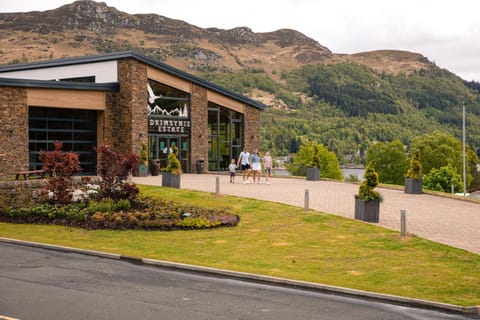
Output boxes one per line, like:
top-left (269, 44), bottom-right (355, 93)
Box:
top-left (304, 189), bottom-right (309, 211)
top-left (216, 176), bottom-right (220, 195)
top-left (451, 184), bottom-right (454, 194)
top-left (400, 209), bottom-right (407, 237)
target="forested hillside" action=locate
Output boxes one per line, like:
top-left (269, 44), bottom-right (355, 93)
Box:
top-left (201, 62), bottom-right (480, 163)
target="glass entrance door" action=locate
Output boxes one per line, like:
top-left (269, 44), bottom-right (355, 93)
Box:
top-left (208, 106), bottom-right (244, 171)
top-left (149, 135), bottom-right (188, 172)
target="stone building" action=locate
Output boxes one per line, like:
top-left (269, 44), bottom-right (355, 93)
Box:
top-left (0, 51), bottom-right (264, 178)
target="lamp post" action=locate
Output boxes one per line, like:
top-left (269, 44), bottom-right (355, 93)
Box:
top-left (462, 102), bottom-right (467, 197)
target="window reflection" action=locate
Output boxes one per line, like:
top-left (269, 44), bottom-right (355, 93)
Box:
top-left (208, 102), bottom-right (243, 171)
top-left (29, 107), bottom-right (97, 174)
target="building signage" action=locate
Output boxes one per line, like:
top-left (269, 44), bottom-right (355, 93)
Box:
top-left (147, 83), bottom-right (190, 135)
top-left (148, 118), bottom-right (190, 134)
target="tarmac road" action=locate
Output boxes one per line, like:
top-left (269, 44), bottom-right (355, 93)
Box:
top-left (0, 242), bottom-right (475, 320)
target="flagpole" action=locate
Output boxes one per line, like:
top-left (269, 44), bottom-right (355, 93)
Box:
top-left (463, 102), bottom-right (466, 197)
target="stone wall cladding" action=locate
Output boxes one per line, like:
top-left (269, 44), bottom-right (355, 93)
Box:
top-left (103, 91), bottom-right (117, 147)
top-left (0, 179), bottom-right (48, 208)
top-left (0, 87), bottom-right (29, 179)
top-left (115, 59), bottom-right (148, 157)
top-left (244, 105), bottom-right (261, 152)
top-left (190, 84), bottom-right (208, 172)
top-left (0, 176), bottom-right (102, 208)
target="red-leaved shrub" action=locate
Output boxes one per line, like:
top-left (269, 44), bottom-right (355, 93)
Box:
top-left (39, 141), bottom-right (81, 204)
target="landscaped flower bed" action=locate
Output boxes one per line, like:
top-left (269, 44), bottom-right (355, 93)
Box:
top-left (0, 143), bottom-right (239, 231)
top-left (0, 196), bottom-right (239, 230)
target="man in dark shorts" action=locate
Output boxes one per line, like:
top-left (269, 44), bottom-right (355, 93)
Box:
top-left (237, 147), bottom-right (251, 184)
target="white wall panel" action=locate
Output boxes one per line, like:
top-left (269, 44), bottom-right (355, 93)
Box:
top-left (0, 61), bottom-right (117, 83)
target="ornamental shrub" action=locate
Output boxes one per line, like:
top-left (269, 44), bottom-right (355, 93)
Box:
top-left (358, 161), bottom-right (381, 202)
top-left (95, 144), bottom-right (140, 201)
top-left (311, 145), bottom-right (321, 168)
top-left (39, 141), bottom-right (81, 205)
top-left (175, 217), bottom-right (221, 229)
top-left (140, 143), bottom-right (148, 166)
top-left (406, 152), bottom-right (423, 179)
top-left (166, 145), bottom-right (182, 174)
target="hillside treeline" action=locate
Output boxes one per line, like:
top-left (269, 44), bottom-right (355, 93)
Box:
top-left (200, 62), bottom-right (480, 164)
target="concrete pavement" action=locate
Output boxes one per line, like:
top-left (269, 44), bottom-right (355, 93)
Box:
top-left (134, 174), bottom-right (480, 255)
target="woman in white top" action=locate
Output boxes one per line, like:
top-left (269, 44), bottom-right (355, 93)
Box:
top-left (251, 149), bottom-right (262, 183)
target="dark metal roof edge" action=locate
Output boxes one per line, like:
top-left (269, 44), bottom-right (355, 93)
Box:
top-left (0, 51), bottom-right (133, 72)
top-left (0, 51), bottom-right (266, 110)
top-left (130, 52), bottom-right (266, 110)
top-left (0, 77), bottom-right (119, 91)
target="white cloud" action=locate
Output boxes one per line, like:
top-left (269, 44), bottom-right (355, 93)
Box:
top-left (1, 0), bottom-right (480, 81)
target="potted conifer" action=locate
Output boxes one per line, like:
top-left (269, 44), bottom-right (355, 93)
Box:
top-left (162, 145), bottom-right (181, 188)
top-left (354, 161), bottom-right (381, 222)
top-left (306, 145), bottom-right (321, 181)
top-left (138, 143), bottom-right (148, 177)
top-left (405, 152), bottom-right (423, 194)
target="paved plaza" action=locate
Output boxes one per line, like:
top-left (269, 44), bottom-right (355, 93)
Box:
top-left (134, 174), bottom-right (480, 255)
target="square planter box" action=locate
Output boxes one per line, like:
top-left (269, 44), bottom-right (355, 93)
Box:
top-left (354, 197), bottom-right (380, 223)
top-left (306, 167), bottom-right (320, 181)
top-left (162, 172), bottom-right (181, 188)
top-left (405, 178), bottom-right (423, 194)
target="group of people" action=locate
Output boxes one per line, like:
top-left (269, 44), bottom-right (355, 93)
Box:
top-left (229, 147), bottom-right (272, 184)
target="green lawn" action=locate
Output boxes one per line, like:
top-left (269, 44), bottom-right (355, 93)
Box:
top-left (1, 184), bottom-right (479, 306)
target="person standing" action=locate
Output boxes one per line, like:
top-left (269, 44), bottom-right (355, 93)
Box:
top-left (228, 158), bottom-right (237, 183)
top-left (237, 147), bottom-right (251, 184)
top-left (251, 149), bottom-right (262, 184)
top-left (263, 151), bottom-right (272, 185)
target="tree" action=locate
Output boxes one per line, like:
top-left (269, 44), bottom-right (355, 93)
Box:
top-left (424, 165), bottom-right (463, 193)
top-left (287, 141), bottom-right (343, 180)
top-left (366, 140), bottom-right (408, 185)
top-left (409, 131), bottom-right (462, 175)
top-left (410, 131), bottom-right (479, 190)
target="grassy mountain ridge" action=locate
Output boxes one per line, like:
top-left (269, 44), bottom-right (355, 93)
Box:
top-left (1, 0), bottom-right (479, 161)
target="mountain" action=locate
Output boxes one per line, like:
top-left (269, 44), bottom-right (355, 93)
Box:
top-left (1, 0), bottom-right (479, 160)
top-left (0, 0), bottom-right (331, 75)
top-left (0, 1), bottom-right (433, 79)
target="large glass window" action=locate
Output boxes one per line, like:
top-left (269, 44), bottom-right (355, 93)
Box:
top-left (208, 103), bottom-right (243, 171)
top-left (29, 107), bottom-right (98, 174)
top-left (147, 79), bottom-right (190, 172)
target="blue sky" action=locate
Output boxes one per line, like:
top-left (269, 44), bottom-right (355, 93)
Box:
top-left (2, 0), bottom-right (480, 81)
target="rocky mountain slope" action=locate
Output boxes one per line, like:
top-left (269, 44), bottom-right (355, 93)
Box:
top-left (0, 0), bottom-right (431, 80)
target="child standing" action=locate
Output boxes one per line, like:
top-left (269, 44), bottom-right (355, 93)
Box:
top-left (229, 158), bottom-right (237, 183)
